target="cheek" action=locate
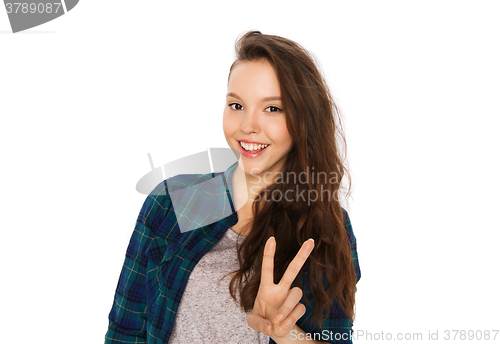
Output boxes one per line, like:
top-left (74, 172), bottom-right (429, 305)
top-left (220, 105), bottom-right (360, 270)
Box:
top-left (281, 134), bottom-right (294, 154)
top-left (266, 121), bottom-right (292, 147)
top-left (222, 113), bottom-right (236, 137)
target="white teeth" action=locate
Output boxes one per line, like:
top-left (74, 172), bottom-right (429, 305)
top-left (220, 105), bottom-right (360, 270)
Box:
top-left (240, 141), bottom-right (269, 151)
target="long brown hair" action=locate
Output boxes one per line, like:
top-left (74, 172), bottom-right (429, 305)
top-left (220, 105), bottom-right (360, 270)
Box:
top-left (222, 30), bottom-right (357, 326)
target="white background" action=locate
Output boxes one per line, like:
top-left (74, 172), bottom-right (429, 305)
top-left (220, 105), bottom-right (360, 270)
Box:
top-left (1, 1), bottom-right (499, 343)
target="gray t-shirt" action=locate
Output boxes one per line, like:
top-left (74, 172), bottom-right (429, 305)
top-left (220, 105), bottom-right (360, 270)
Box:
top-left (168, 227), bottom-right (270, 344)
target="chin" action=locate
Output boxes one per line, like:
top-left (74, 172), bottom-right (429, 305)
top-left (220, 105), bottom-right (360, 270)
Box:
top-left (245, 165), bottom-right (265, 176)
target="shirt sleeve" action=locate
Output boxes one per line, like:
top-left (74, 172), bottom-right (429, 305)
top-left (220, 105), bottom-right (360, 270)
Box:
top-left (316, 208), bottom-right (360, 343)
top-left (269, 208), bottom-right (361, 344)
top-left (104, 181), bottom-right (171, 344)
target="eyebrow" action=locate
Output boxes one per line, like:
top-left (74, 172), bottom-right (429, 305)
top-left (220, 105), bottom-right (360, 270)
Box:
top-left (226, 92), bottom-right (281, 102)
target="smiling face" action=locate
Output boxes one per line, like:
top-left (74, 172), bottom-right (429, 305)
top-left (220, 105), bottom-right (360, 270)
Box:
top-left (223, 59), bottom-right (293, 182)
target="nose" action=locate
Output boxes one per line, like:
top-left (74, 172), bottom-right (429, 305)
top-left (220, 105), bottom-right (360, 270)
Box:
top-left (240, 108), bottom-right (260, 134)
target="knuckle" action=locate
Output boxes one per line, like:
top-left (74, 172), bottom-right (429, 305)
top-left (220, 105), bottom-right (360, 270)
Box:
top-left (262, 322), bottom-right (271, 335)
top-left (246, 313), bottom-right (254, 328)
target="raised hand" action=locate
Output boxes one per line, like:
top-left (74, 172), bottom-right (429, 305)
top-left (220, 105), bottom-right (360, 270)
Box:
top-left (247, 236), bottom-right (315, 339)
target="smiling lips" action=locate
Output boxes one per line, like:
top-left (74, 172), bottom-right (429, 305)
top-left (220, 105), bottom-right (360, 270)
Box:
top-left (239, 141), bottom-right (269, 152)
top-left (238, 140), bottom-right (270, 157)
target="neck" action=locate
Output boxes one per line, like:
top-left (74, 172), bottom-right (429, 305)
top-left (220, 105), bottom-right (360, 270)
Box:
top-left (231, 160), bottom-right (283, 211)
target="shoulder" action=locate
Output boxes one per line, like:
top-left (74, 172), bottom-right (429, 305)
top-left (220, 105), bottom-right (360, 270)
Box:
top-left (341, 207), bottom-right (356, 247)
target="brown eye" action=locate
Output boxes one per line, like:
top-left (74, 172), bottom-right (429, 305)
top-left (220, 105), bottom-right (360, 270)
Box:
top-left (229, 103), bottom-right (242, 110)
top-left (267, 106), bottom-right (282, 113)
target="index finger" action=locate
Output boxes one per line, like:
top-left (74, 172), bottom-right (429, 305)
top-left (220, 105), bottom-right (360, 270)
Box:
top-left (260, 236), bottom-right (276, 286)
top-left (278, 238), bottom-right (314, 287)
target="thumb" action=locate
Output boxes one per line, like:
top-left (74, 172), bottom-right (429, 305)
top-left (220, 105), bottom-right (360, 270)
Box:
top-left (247, 310), bottom-right (272, 336)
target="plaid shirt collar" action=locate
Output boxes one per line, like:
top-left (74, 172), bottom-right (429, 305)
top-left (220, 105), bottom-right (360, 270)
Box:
top-left (154, 159), bottom-right (240, 264)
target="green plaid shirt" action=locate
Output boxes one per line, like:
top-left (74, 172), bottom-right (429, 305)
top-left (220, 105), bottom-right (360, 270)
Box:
top-left (104, 161), bottom-right (361, 344)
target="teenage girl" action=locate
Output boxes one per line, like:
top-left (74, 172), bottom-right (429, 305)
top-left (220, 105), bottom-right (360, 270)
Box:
top-left (105, 30), bottom-right (361, 344)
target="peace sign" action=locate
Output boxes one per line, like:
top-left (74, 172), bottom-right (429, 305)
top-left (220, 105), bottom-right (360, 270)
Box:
top-left (247, 236), bottom-right (315, 339)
